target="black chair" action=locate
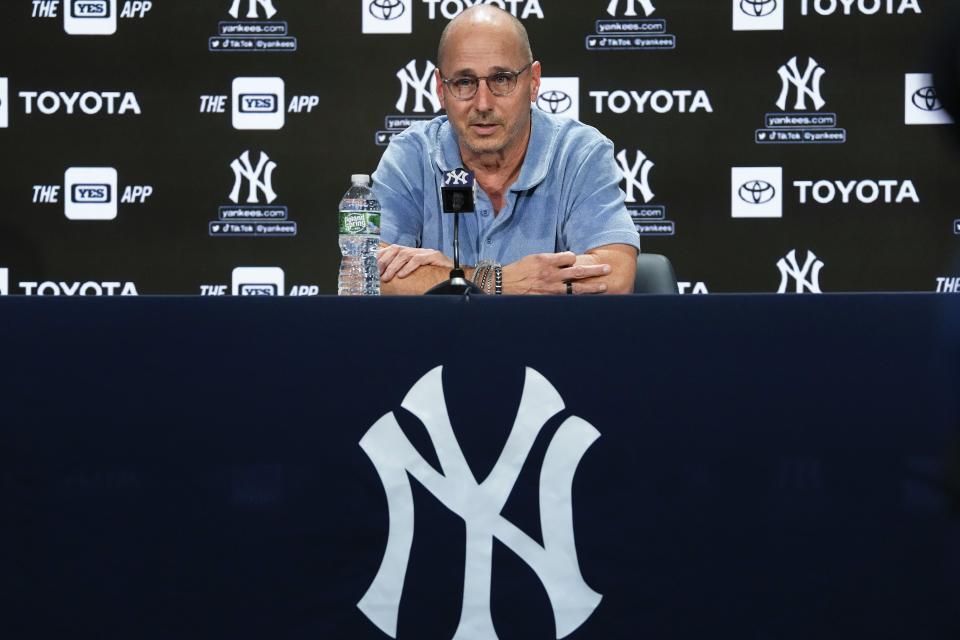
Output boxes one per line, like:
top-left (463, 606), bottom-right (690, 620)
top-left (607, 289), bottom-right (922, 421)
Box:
top-left (634, 253), bottom-right (678, 294)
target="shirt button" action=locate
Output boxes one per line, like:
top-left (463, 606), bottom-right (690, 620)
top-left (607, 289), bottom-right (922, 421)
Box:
top-left (486, 238), bottom-right (493, 245)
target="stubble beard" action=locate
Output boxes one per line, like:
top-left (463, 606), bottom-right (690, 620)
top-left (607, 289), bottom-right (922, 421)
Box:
top-left (460, 111), bottom-right (529, 157)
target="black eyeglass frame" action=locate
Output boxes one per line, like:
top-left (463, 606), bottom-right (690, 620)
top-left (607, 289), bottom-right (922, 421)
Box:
top-left (439, 62), bottom-right (534, 101)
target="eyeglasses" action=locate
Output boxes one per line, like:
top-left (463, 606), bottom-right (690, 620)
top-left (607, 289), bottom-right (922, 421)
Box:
top-left (440, 62), bottom-right (533, 101)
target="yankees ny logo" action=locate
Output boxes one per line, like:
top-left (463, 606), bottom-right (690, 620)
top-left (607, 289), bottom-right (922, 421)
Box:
top-left (607, 0), bottom-right (656, 17)
top-left (358, 367), bottom-right (602, 640)
top-left (777, 249), bottom-right (824, 293)
top-left (396, 60), bottom-right (441, 114)
top-left (616, 149), bottom-right (655, 204)
top-left (776, 56), bottom-right (826, 111)
top-left (228, 0), bottom-right (277, 19)
top-left (444, 169), bottom-right (470, 186)
top-left (229, 150), bottom-right (277, 204)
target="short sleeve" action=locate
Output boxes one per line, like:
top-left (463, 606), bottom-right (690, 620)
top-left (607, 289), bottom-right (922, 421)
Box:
top-left (562, 138), bottom-right (641, 255)
top-left (371, 134), bottom-right (425, 248)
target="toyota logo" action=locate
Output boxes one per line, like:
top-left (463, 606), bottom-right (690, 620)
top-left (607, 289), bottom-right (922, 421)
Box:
top-left (537, 91), bottom-right (572, 115)
top-left (740, 0), bottom-right (777, 17)
top-left (912, 86), bottom-right (944, 112)
top-left (369, 0), bottom-right (405, 21)
top-left (739, 180), bottom-right (776, 205)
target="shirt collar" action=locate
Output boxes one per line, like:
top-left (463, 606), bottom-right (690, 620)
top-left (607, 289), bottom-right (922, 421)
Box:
top-left (434, 108), bottom-right (558, 192)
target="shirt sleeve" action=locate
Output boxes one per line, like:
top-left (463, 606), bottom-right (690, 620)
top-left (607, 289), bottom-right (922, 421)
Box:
top-left (371, 133), bottom-right (425, 248)
top-left (562, 137), bottom-right (641, 255)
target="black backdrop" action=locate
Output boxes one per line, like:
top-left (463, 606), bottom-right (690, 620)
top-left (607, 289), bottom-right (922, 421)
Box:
top-left (1, 0), bottom-right (959, 296)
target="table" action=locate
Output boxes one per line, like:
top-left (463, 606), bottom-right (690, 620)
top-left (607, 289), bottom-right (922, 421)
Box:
top-left (2, 295), bottom-right (958, 639)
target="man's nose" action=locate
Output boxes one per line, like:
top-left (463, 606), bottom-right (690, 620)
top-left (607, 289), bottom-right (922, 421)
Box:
top-left (472, 79), bottom-right (496, 111)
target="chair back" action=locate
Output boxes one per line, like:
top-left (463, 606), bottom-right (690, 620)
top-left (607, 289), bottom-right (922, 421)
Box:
top-left (634, 253), bottom-right (678, 294)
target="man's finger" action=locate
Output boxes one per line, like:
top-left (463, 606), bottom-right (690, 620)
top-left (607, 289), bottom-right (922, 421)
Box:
top-left (396, 255), bottom-right (425, 279)
top-left (382, 253), bottom-right (412, 283)
top-left (377, 244), bottom-right (400, 264)
top-left (550, 251), bottom-right (577, 267)
top-left (377, 245), bottom-right (401, 274)
top-left (571, 281), bottom-right (608, 295)
top-left (383, 251), bottom-right (411, 281)
top-left (560, 264), bottom-right (610, 280)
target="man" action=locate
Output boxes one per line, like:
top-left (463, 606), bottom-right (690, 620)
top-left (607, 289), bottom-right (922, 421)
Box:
top-left (373, 6), bottom-right (640, 295)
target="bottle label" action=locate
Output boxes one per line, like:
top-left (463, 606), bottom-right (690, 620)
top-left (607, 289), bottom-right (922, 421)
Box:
top-left (339, 210), bottom-right (381, 235)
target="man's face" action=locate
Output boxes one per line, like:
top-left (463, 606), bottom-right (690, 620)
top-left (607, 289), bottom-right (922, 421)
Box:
top-left (436, 25), bottom-right (541, 157)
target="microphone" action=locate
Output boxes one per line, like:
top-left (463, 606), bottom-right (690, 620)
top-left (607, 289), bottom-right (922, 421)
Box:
top-left (441, 168), bottom-right (476, 214)
top-left (425, 168), bottom-right (483, 296)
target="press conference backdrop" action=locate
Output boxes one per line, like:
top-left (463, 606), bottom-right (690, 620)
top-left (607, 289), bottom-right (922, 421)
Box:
top-left (1, 0), bottom-right (959, 296)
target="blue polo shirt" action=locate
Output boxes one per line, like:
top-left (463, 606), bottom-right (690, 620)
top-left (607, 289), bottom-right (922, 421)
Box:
top-left (371, 108), bottom-right (640, 266)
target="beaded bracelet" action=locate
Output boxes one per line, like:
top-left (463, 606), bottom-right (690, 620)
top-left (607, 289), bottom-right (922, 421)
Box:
top-left (480, 268), bottom-right (493, 294)
top-left (475, 260), bottom-right (494, 294)
top-left (474, 260), bottom-right (501, 295)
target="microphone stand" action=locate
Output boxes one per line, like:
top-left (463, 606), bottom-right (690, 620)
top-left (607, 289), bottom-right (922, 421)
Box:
top-left (425, 195), bottom-right (483, 296)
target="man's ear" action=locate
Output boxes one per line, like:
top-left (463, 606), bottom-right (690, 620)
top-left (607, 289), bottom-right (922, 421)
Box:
top-left (529, 61), bottom-right (542, 102)
top-left (436, 69), bottom-right (446, 110)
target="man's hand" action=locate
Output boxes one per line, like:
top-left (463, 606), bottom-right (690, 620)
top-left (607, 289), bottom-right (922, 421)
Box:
top-left (378, 244), bottom-right (453, 283)
top-left (502, 252), bottom-right (611, 295)
top-left (377, 243), bottom-right (636, 295)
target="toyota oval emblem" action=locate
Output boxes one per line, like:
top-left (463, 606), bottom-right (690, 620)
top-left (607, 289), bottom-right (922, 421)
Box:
top-left (370, 0), bottom-right (406, 21)
top-left (739, 180), bottom-right (776, 205)
top-left (912, 86), bottom-right (943, 112)
top-left (537, 90), bottom-right (573, 115)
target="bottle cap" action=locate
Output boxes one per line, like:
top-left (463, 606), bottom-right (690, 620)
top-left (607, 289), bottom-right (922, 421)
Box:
top-left (351, 174), bottom-right (371, 186)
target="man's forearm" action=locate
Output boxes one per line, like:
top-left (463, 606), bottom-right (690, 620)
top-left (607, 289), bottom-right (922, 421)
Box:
top-left (381, 265), bottom-right (475, 295)
top-left (583, 246), bottom-right (638, 294)
top-left (573, 265), bottom-right (633, 294)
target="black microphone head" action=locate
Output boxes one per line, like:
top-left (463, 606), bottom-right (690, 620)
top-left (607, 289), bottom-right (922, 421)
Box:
top-left (441, 168), bottom-right (476, 214)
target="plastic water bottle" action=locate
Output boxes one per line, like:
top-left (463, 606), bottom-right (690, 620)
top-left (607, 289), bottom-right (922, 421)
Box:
top-left (338, 174), bottom-right (381, 296)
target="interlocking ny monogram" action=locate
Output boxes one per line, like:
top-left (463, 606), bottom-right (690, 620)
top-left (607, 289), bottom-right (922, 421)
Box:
top-left (229, 150), bottom-right (277, 204)
top-left (358, 367), bottom-right (602, 640)
top-left (396, 60), bottom-right (441, 114)
top-left (777, 249), bottom-right (824, 293)
top-left (444, 169), bottom-right (469, 186)
top-left (228, 0), bottom-right (277, 19)
top-left (776, 56), bottom-right (826, 111)
top-left (607, 0), bottom-right (656, 17)
top-left (616, 149), bottom-right (655, 204)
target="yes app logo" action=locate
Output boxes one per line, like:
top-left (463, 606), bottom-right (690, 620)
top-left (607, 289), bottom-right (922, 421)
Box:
top-left (64, 0), bottom-right (118, 35)
top-left (65, 167), bottom-right (118, 220)
top-left (233, 77), bottom-right (285, 130)
top-left (232, 267), bottom-right (285, 295)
